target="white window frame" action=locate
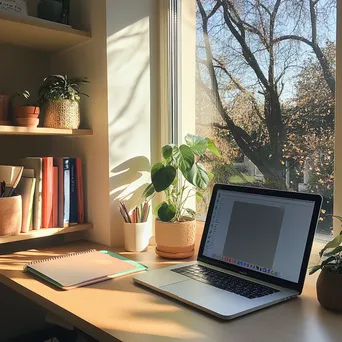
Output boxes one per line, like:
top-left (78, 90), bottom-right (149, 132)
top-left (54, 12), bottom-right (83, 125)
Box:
top-left (158, 0), bottom-right (342, 236)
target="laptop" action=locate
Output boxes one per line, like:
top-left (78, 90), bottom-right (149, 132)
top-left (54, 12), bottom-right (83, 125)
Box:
top-left (133, 184), bottom-right (322, 319)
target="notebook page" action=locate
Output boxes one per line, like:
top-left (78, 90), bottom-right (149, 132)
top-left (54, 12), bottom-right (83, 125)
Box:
top-left (28, 251), bottom-right (136, 287)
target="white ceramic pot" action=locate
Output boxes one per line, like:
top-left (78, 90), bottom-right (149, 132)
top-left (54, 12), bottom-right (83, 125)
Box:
top-left (124, 222), bottom-right (150, 252)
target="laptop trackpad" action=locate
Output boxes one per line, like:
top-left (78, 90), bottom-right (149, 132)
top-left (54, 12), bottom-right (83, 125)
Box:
top-left (161, 280), bottom-right (252, 315)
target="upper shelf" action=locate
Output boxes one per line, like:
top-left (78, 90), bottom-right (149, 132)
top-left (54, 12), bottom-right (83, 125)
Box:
top-left (0, 12), bottom-right (90, 52)
top-left (0, 126), bottom-right (93, 136)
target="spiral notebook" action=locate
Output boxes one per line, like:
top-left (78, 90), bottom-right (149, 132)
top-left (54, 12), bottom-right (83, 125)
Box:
top-left (24, 250), bottom-right (147, 290)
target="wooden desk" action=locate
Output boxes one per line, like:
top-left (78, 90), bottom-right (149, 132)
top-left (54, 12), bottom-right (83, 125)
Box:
top-left (0, 241), bottom-right (341, 342)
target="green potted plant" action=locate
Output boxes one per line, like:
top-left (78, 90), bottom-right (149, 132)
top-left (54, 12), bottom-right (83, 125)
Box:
top-left (38, 75), bottom-right (88, 129)
top-left (142, 134), bottom-right (220, 259)
top-left (309, 217), bottom-right (342, 311)
top-left (14, 90), bottom-right (40, 128)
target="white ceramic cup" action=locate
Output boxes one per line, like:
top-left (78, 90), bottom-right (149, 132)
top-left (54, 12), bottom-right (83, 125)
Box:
top-left (124, 222), bottom-right (150, 252)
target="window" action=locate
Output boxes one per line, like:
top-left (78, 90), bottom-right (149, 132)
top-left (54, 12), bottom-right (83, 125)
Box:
top-left (168, 0), bottom-right (337, 239)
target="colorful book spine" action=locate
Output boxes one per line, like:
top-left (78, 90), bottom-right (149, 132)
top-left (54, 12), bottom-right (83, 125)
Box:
top-left (52, 166), bottom-right (58, 227)
top-left (69, 158), bottom-right (78, 225)
top-left (42, 157), bottom-right (53, 228)
top-left (63, 158), bottom-right (71, 228)
top-left (76, 158), bottom-right (84, 224)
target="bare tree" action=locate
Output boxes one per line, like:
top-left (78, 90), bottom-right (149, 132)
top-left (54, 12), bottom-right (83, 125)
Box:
top-left (196, 0), bottom-right (335, 185)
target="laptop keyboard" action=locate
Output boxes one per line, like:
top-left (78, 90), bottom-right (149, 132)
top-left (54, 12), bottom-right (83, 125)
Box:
top-left (172, 264), bottom-right (279, 299)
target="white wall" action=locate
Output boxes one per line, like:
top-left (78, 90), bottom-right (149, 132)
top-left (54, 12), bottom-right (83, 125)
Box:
top-left (106, 0), bottom-right (158, 246)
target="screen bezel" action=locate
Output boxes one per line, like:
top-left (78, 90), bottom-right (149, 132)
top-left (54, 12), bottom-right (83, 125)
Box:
top-left (198, 184), bottom-right (322, 294)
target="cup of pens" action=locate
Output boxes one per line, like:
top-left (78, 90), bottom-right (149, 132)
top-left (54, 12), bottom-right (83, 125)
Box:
top-left (119, 202), bottom-right (151, 252)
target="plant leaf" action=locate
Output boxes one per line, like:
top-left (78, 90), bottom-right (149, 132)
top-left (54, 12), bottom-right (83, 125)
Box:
top-left (321, 256), bottom-right (337, 267)
top-left (183, 162), bottom-right (209, 190)
top-left (205, 138), bottom-right (221, 157)
top-left (208, 171), bottom-right (214, 181)
top-left (184, 208), bottom-right (196, 218)
top-left (309, 265), bottom-right (321, 275)
top-left (185, 134), bottom-right (208, 156)
top-left (142, 183), bottom-right (155, 199)
top-left (178, 144), bottom-right (195, 173)
top-left (319, 234), bottom-right (342, 257)
top-left (151, 163), bottom-right (164, 179)
top-left (153, 203), bottom-right (163, 217)
top-left (158, 202), bottom-right (176, 222)
top-left (151, 165), bottom-right (176, 192)
top-left (162, 144), bottom-right (173, 160)
top-left (196, 191), bottom-right (204, 202)
top-left (323, 246), bottom-right (342, 257)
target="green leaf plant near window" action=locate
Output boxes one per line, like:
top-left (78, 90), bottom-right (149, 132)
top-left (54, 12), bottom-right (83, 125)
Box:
top-left (143, 134), bottom-right (220, 222)
top-left (309, 216), bottom-right (342, 312)
top-left (142, 134), bottom-right (220, 259)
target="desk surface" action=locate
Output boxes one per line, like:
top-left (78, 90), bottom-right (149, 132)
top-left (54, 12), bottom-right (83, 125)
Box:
top-left (0, 241), bottom-right (341, 342)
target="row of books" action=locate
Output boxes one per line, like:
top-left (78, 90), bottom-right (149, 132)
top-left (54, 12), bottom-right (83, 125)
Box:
top-left (15, 157), bottom-right (84, 232)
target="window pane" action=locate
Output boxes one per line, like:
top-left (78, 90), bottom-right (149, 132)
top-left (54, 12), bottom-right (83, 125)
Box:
top-left (195, 0), bottom-right (336, 238)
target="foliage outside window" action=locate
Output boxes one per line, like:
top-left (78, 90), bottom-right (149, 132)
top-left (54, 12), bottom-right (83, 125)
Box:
top-left (192, 0), bottom-right (336, 237)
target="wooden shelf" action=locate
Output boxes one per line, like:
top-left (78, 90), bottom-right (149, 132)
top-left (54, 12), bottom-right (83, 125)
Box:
top-left (0, 224), bottom-right (93, 244)
top-left (0, 126), bottom-right (93, 136)
top-left (0, 12), bottom-right (90, 52)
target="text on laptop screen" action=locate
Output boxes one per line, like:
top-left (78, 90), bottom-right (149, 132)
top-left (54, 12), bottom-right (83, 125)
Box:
top-left (203, 189), bottom-right (316, 283)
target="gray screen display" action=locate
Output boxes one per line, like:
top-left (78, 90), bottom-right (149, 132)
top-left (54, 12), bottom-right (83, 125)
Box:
top-left (203, 190), bottom-right (316, 283)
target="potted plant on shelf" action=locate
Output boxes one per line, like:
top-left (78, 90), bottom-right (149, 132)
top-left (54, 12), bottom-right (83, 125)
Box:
top-left (14, 90), bottom-right (40, 128)
top-left (38, 75), bottom-right (88, 129)
top-left (142, 134), bottom-right (220, 259)
top-left (309, 217), bottom-right (342, 311)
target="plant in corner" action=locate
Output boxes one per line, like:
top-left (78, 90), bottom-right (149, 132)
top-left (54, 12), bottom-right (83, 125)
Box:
top-left (142, 134), bottom-right (220, 259)
top-left (13, 90), bottom-right (40, 128)
top-left (38, 75), bottom-right (88, 129)
top-left (310, 217), bottom-right (342, 311)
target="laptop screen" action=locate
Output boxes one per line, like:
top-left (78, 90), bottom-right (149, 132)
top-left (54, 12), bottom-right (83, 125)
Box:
top-left (202, 189), bottom-right (317, 283)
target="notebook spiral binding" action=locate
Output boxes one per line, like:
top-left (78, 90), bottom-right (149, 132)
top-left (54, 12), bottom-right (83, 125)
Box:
top-left (24, 249), bottom-right (97, 270)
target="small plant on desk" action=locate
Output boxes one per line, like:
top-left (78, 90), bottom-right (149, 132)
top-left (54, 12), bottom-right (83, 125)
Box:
top-left (142, 134), bottom-right (221, 259)
top-left (310, 216), bottom-right (342, 311)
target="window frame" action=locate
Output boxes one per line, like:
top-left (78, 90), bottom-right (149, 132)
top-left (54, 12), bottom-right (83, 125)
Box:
top-left (159, 0), bottom-right (342, 236)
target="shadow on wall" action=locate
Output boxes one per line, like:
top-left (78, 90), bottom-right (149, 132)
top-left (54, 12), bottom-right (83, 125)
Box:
top-left (106, 1), bottom-right (157, 246)
top-left (110, 156), bottom-right (151, 221)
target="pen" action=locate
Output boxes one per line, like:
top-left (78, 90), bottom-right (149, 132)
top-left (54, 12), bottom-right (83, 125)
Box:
top-left (1, 181), bottom-right (5, 198)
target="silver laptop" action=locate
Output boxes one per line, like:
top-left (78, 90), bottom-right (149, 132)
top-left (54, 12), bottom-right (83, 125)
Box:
top-left (133, 184), bottom-right (322, 320)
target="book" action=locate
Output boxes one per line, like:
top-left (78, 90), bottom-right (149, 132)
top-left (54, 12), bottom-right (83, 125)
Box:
top-left (69, 158), bottom-right (78, 225)
top-left (42, 157), bottom-right (53, 228)
top-left (16, 173), bottom-right (36, 233)
top-left (19, 158), bottom-right (43, 230)
top-left (63, 158), bottom-right (71, 227)
top-left (52, 166), bottom-right (58, 227)
top-left (24, 249), bottom-right (147, 290)
top-left (54, 157), bottom-right (70, 228)
top-left (76, 157), bottom-right (84, 224)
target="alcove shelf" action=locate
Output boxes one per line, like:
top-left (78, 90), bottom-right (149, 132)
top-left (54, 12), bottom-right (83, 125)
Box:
top-left (0, 11), bottom-right (90, 52)
top-left (0, 224), bottom-right (93, 245)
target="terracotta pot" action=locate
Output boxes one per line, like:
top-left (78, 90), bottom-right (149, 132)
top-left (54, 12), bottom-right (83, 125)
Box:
top-left (155, 218), bottom-right (196, 258)
top-left (14, 106), bottom-right (40, 118)
top-left (316, 268), bottom-right (342, 312)
top-left (44, 99), bottom-right (80, 129)
top-left (0, 195), bottom-right (22, 236)
top-left (16, 118), bottom-right (39, 128)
